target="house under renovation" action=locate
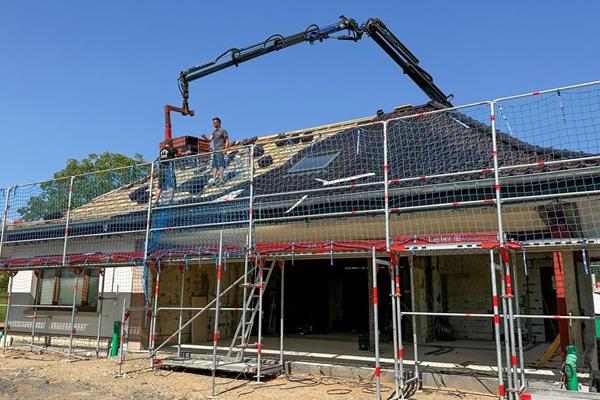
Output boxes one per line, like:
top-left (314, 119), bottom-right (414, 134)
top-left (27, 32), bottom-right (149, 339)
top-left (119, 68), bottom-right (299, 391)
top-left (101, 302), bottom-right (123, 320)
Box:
top-left (1, 14), bottom-right (600, 400)
top-left (1, 79), bottom-right (600, 400)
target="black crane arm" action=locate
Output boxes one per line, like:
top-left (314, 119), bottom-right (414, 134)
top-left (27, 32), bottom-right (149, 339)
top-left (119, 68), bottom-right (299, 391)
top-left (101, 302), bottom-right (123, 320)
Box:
top-left (361, 18), bottom-right (452, 107)
top-left (177, 16), bottom-right (452, 113)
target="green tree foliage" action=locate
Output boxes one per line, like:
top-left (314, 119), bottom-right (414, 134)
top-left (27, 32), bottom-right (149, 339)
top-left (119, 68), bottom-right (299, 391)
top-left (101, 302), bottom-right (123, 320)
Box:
top-left (0, 273), bottom-right (7, 295)
top-left (16, 152), bottom-right (149, 222)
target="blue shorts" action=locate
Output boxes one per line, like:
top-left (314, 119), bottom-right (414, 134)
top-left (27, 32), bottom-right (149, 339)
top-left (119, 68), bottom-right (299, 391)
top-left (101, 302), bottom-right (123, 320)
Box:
top-left (213, 153), bottom-right (226, 168)
top-left (158, 161), bottom-right (176, 190)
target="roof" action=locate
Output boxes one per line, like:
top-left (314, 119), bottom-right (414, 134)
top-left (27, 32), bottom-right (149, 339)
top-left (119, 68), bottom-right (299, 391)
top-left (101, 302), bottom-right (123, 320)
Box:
top-left (3, 100), bottom-right (598, 263)
top-left (77, 113), bottom-right (375, 220)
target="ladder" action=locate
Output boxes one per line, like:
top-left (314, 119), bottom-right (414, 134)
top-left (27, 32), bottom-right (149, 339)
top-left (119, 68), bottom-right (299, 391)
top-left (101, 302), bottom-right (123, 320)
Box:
top-left (227, 259), bottom-right (275, 359)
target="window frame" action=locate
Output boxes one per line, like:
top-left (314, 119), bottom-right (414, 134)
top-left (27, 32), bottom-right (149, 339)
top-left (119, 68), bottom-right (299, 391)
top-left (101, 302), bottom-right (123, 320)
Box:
top-left (288, 151), bottom-right (340, 174)
top-left (36, 269), bottom-right (100, 313)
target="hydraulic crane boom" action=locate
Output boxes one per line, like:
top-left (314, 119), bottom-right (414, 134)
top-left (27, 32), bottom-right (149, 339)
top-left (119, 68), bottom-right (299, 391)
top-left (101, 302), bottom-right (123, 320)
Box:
top-left (361, 18), bottom-right (452, 109)
top-left (177, 16), bottom-right (452, 114)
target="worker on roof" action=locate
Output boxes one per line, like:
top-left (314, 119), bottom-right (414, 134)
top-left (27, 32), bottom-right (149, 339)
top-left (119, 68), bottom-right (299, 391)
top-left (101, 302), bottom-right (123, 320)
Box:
top-left (155, 138), bottom-right (178, 203)
top-left (205, 117), bottom-right (230, 186)
top-left (160, 138), bottom-right (178, 160)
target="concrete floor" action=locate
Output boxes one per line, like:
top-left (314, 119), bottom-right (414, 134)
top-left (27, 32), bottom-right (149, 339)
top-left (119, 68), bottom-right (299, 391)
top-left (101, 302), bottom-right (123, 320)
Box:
top-left (176, 332), bottom-right (568, 382)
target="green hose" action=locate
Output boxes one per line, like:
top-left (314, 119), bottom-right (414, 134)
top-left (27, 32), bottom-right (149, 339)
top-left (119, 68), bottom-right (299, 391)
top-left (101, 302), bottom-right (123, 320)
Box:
top-left (110, 321), bottom-right (120, 357)
top-left (565, 344), bottom-right (578, 391)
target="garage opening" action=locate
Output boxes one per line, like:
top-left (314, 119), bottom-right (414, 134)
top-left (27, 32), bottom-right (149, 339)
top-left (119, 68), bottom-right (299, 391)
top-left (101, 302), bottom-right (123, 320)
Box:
top-left (260, 257), bottom-right (407, 346)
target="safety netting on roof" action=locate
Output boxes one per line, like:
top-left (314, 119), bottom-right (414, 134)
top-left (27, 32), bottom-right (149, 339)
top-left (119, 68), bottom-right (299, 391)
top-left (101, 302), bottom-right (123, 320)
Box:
top-left (1, 177), bottom-right (71, 266)
top-left (252, 123), bottom-right (387, 251)
top-left (495, 86), bottom-right (600, 245)
top-left (0, 164), bottom-right (152, 268)
top-left (386, 103), bottom-right (500, 246)
top-left (1, 81), bottom-right (600, 270)
top-left (147, 147), bottom-right (252, 259)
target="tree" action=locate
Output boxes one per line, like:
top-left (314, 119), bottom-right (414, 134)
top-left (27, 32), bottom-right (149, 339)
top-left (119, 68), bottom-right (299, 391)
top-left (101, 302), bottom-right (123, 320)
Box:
top-left (16, 152), bottom-right (148, 222)
top-left (0, 273), bottom-right (7, 295)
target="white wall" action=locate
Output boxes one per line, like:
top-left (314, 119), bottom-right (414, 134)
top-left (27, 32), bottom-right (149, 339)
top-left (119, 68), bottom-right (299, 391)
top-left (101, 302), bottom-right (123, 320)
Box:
top-left (12, 270), bottom-right (34, 295)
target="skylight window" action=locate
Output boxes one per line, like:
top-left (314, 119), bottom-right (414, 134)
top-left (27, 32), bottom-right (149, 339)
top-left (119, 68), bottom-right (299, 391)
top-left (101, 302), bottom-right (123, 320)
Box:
top-left (289, 152), bottom-right (339, 173)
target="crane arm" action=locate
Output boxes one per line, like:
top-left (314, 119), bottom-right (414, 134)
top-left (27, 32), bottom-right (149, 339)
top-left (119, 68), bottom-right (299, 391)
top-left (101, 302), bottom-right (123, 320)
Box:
top-left (177, 16), bottom-right (452, 113)
top-left (361, 18), bottom-right (452, 107)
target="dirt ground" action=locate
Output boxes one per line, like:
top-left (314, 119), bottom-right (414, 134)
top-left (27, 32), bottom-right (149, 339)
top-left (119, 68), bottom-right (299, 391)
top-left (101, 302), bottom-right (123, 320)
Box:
top-left (0, 349), bottom-right (496, 400)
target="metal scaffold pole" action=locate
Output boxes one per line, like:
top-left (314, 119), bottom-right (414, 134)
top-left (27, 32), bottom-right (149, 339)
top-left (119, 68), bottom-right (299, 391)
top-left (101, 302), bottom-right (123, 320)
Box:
top-left (29, 271), bottom-right (40, 350)
top-left (61, 176), bottom-right (75, 266)
top-left (488, 98), bottom-right (503, 247)
top-left (211, 231), bottom-right (224, 398)
top-left (383, 120), bottom-right (401, 396)
top-left (279, 260), bottom-right (285, 370)
top-left (241, 145), bottom-right (255, 361)
top-left (388, 264), bottom-right (400, 398)
top-left (2, 273), bottom-right (14, 353)
top-left (499, 260), bottom-right (514, 398)
top-left (511, 253), bottom-right (526, 390)
top-left (239, 238), bottom-right (250, 360)
top-left (408, 256), bottom-right (419, 385)
top-left (149, 262), bottom-right (161, 367)
top-left (503, 256), bottom-right (520, 394)
top-left (68, 271), bottom-right (80, 357)
top-left (383, 121), bottom-right (390, 252)
top-left (62, 176), bottom-right (78, 359)
top-left (490, 100), bottom-right (517, 399)
top-left (256, 257), bottom-right (265, 382)
top-left (177, 258), bottom-right (188, 357)
top-left (142, 162), bottom-right (156, 330)
top-left (489, 250), bottom-right (506, 400)
top-left (118, 297), bottom-right (127, 376)
top-left (394, 261), bottom-right (405, 399)
top-left (30, 303), bottom-right (37, 350)
top-left (371, 247), bottom-right (381, 399)
top-left (96, 268), bottom-right (106, 356)
top-left (143, 161), bottom-right (156, 262)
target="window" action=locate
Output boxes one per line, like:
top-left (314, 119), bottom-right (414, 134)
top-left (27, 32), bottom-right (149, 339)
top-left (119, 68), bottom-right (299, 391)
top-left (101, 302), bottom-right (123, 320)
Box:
top-left (37, 269), bottom-right (100, 311)
top-left (289, 152), bottom-right (339, 173)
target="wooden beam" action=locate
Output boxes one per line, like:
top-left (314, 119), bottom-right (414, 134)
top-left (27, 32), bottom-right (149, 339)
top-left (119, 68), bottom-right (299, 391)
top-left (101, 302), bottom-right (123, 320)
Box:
top-left (536, 335), bottom-right (561, 368)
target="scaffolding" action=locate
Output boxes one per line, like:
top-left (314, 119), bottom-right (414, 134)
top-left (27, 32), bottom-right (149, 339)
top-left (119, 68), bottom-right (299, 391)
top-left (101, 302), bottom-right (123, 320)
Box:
top-left (1, 79), bottom-right (600, 399)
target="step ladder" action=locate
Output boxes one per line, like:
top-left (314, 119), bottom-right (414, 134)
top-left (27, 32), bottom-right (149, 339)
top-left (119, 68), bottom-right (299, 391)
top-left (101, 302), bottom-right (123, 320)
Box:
top-left (227, 259), bottom-right (275, 360)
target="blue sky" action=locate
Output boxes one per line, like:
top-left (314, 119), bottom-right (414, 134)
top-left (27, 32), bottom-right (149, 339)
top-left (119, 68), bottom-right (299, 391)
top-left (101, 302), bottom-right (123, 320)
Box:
top-left (1, 1), bottom-right (598, 187)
